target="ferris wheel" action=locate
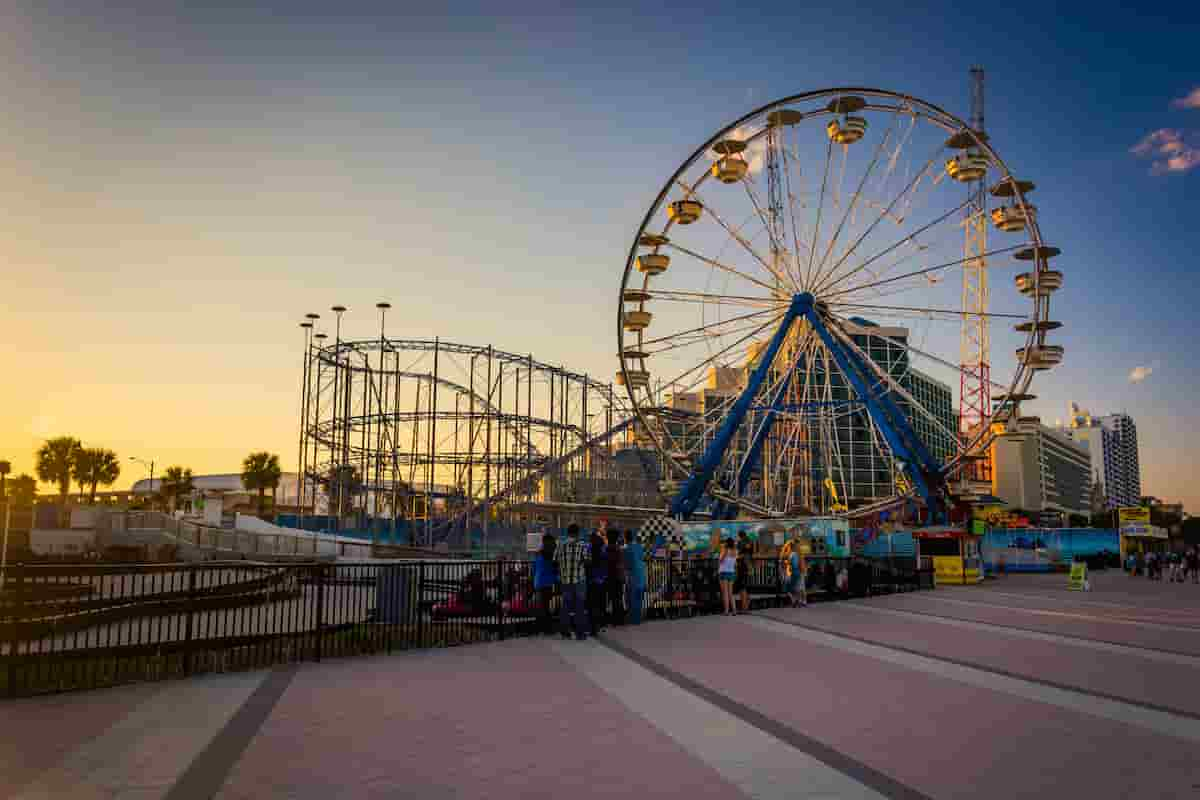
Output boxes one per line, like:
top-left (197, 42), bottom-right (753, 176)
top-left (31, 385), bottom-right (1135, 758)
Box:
top-left (616, 88), bottom-right (1062, 522)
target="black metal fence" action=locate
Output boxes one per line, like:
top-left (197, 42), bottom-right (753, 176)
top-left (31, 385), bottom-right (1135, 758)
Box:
top-left (1, 554), bottom-right (931, 697)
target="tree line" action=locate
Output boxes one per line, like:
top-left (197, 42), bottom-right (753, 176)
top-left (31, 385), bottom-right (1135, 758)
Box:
top-left (1, 437), bottom-right (284, 518)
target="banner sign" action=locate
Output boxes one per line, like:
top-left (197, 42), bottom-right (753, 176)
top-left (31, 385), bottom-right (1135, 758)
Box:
top-left (671, 517), bottom-right (849, 556)
top-left (1118, 507), bottom-right (1150, 525)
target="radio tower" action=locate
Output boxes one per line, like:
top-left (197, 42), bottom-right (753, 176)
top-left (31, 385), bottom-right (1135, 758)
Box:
top-left (959, 66), bottom-right (991, 483)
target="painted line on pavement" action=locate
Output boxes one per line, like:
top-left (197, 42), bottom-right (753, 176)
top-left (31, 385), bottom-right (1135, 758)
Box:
top-left (165, 664), bottom-right (298, 800)
top-left (894, 593), bottom-right (1200, 632)
top-left (590, 635), bottom-right (930, 800)
top-left (745, 614), bottom-right (1200, 740)
top-left (837, 601), bottom-right (1200, 667)
top-left (12, 670), bottom-right (272, 800)
top-left (953, 587), bottom-right (1200, 618)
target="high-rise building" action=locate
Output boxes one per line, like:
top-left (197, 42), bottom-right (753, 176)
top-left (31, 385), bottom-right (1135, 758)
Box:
top-left (1063, 404), bottom-right (1142, 509)
top-left (991, 416), bottom-right (1092, 515)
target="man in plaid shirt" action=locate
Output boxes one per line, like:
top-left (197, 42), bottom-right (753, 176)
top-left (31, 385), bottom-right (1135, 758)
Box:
top-left (555, 524), bottom-right (590, 639)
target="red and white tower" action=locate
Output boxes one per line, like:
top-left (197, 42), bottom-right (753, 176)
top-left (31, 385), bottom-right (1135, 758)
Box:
top-left (959, 66), bottom-right (991, 482)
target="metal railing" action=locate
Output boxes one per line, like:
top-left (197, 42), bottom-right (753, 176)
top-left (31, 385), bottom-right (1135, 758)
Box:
top-left (105, 511), bottom-right (375, 559)
top-left (1, 554), bottom-right (931, 697)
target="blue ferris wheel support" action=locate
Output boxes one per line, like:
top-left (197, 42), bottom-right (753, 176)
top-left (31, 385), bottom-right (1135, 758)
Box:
top-left (668, 292), bottom-right (948, 524)
top-left (710, 361), bottom-right (795, 520)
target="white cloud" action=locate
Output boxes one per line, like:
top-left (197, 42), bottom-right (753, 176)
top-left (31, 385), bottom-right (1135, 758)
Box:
top-left (1129, 365), bottom-right (1153, 384)
top-left (1130, 128), bottom-right (1200, 174)
top-left (1171, 87), bottom-right (1200, 109)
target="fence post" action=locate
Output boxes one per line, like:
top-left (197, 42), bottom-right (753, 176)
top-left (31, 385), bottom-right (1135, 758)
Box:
top-left (5, 563), bottom-right (23, 698)
top-left (183, 566), bottom-right (197, 676)
top-left (315, 564), bottom-right (326, 662)
top-left (497, 564), bottom-right (506, 641)
top-left (416, 562), bottom-right (426, 648)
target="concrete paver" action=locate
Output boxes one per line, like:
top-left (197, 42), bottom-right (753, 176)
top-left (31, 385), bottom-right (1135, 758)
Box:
top-left (870, 591), bottom-right (1200, 654)
top-left (760, 602), bottom-right (1200, 715)
top-left (215, 640), bottom-right (749, 800)
top-left (9, 574), bottom-right (1200, 800)
top-left (605, 614), bottom-right (1200, 800)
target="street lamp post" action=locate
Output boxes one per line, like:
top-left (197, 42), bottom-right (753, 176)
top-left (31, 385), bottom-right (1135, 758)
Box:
top-left (130, 457), bottom-right (156, 510)
top-left (330, 305), bottom-right (347, 531)
top-left (298, 314), bottom-right (319, 532)
top-left (374, 302), bottom-right (391, 548)
top-left (1, 498), bottom-right (11, 592)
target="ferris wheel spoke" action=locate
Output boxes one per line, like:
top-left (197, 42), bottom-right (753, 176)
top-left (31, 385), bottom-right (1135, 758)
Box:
top-left (653, 312), bottom-right (787, 393)
top-left (829, 302), bottom-right (1028, 320)
top-left (809, 128), bottom-right (895, 292)
top-left (846, 224), bottom-right (962, 295)
top-left (835, 315), bottom-right (1009, 393)
top-left (639, 307), bottom-right (787, 352)
top-left (665, 242), bottom-right (780, 295)
top-left (739, 175), bottom-right (792, 277)
top-left (803, 136), bottom-right (836, 291)
top-left (813, 138), bottom-right (947, 294)
top-left (777, 136), bottom-right (815, 289)
top-left (675, 180), bottom-right (794, 290)
top-left (816, 194), bottom-right (972, 296)
top-left (826, 242), bottom-right (1029, 301)
top-left (646, 288), bottom-right (784, 309)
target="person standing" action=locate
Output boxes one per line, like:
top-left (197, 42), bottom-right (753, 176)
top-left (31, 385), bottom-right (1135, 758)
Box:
top-left (606, 528), bottom-right (626, 626)
top-left (586, 531), bottom-right (609, 634)
top-left (624, 530), bottom-right (647, 624)
top-left (718, 539), bottom-right (738, 615)
top-left (555, 524), bottom-right (589, 640)
top-left (533, 534), bottom-right (559, 635)
top-left (736, 533), bottom-right (753, 613)
top-left (1187, 547), bottom-right (1199, 584)
top-left (788, 542), bottom-right (808, 608)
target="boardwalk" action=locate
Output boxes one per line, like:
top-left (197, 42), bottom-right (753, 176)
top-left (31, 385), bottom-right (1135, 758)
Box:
top-left (4, 572), bottom-right (1200, 799)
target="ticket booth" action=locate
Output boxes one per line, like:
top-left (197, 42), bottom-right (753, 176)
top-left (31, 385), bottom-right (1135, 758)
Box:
top-left (915, 526), bottom-right (984, 585)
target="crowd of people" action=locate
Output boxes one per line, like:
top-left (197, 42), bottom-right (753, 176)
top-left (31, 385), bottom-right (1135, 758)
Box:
top-left (532, 523), bottom-right (649, 641)
top-left (1124, 547), bottom-right (1200, 583)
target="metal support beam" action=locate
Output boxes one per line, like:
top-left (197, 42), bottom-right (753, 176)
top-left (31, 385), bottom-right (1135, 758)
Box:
top-left (669, 293), bottom-right (808, 519)
top-left (805, 311), bottom-right (945, 523)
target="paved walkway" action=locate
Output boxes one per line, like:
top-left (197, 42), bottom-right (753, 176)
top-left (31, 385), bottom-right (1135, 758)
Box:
top-left (4, 571), bottom-right (1200, 799)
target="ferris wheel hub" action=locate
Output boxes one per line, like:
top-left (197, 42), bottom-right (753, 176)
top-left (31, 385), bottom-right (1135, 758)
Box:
top-left (790, 292), bottom-right (816, 314)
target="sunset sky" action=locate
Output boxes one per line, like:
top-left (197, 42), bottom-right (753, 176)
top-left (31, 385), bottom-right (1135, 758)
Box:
top-left (2, 2), bottom-right (1197, 508)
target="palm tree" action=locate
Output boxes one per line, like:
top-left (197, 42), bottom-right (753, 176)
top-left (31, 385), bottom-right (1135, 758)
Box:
top-left (0, 460), bottom-right (10, 504)
top-left (7, 474), bottom-right (37, 507)
top-left (36, 436), bottom-right (81, 524)
top-left (241, 452), bottom-right (282, 517)
top-left (159, 466), bottom-right (194, 514)
top-left (326, 464), bottom-right (363, 520)
top-left (71, 448), bottom-right (95, 503)
top-left (73, 448), bottom-right (121, 504)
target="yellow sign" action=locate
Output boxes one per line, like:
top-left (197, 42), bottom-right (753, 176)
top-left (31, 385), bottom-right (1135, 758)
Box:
top-left (934, 556), bottom-right (963, 582)
top-left (932, 555), bottom-right (983, 585)
top-left (1068, 562), bottom-right (1089, 591)
top-left (1118, 507), bottom-right (1150, 525)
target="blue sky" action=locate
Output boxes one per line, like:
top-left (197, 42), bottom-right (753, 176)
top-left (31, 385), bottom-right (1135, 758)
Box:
top-left (2, 1), bottom-right (1197, 505)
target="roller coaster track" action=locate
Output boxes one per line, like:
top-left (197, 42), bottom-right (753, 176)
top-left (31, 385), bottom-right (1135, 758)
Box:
top-left (433, 417), bottom-right (641, 542)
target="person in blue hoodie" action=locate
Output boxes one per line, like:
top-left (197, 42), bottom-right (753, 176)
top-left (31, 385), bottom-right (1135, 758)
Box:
top-left (533, 533), bottom-right (559, 635)
top-left (624, 529), bottom-right (647, 625)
